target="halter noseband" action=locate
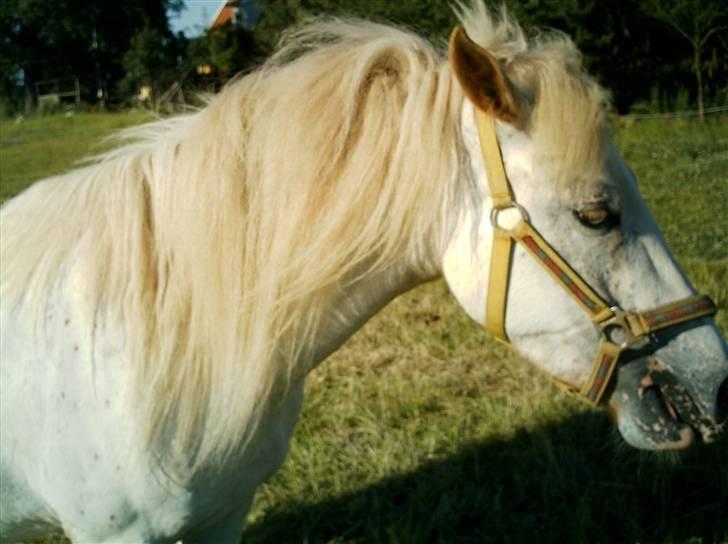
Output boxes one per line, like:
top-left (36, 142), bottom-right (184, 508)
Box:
top-left (476, 110), bottom-right (717, 405)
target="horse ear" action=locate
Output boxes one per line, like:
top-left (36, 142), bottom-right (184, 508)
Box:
top-left (449, 26), bottom-right (520, 124)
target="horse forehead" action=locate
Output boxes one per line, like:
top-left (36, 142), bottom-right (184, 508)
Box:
top-left (496, 123), bottom-right (536, 177)
top-left (461, 105), bottom-right (611, 199)
top-left (460, 104), bottom-right (535, 186)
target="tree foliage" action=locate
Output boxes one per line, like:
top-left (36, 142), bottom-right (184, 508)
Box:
top-left (641, 0), bottom-right (727, 119)
top-left (0, 0), bottom-right (726, 115)
top-left (188, 26), bottom-right (257, 80)
top-left (120, 24), bottom-right (186, 110)
top-left (251, 0), bottom-right (728, 114)
top-left (0, 0), bottom-right (184, 113)
top-left (252, 0), bottom-right (458, 54)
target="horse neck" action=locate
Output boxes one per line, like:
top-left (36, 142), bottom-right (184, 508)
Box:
top-left (304, 243), bottom-right (442, 373)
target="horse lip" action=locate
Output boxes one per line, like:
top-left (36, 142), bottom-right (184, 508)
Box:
top-left (650, 426), bottom-right (695, 451)
top-left (657, 384), bottom-right (724, 444)
top-left (646, 356), bottom-right (724, 444)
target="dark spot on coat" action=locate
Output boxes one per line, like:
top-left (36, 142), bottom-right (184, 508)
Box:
top-left (65, 318), bottom-right (70, 326)
top-left (74, 345), bottom-right (79, 352)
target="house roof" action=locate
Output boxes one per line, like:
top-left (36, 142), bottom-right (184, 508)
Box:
top-left (210, 0), bottom-right (238, 29)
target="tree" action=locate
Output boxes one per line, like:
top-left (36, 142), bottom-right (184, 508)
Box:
top-left (252, 0), bottom-right (458, 59)
top-left (0, 0), bottom-right (184, 113)
top-left (120, 24), bottom-right (186, 111)
top-left (642, 0), bottom-right (726, 120)
top-left (2, 1), bottom-right (725, 116)
top-left (247, 0), bottom-right (728, 115)
top-left (188, 26), bottom-right (257, 81)
top-left (0, 4), bottom-right (24, 114)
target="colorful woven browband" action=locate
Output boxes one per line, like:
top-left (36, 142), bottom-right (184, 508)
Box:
top-left (475, 109), bottom-right (717, 406)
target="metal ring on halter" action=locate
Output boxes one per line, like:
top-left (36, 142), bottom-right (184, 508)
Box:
top-left (489, 201), bottom-right (530, 230)
top-left (595, 306), bottom-right (650, 349)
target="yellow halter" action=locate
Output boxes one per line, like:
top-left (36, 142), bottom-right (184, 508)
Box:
top-left (476, 110), bottom-right (717, 405)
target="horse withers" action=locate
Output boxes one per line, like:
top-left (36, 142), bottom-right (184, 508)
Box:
top-left (1, 3), bottom-right (726, 542)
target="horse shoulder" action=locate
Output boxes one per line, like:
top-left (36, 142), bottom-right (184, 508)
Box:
top-left (0, 256), bottom-right (305, 541)
top-left (0, 259), bottom-right (181, 541)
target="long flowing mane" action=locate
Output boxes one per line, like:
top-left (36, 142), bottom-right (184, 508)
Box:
top-left (0, 5), bottom-right (609, 473)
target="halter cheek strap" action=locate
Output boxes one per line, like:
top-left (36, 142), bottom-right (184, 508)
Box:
top-left (476, 111), bottom-right (717, 405)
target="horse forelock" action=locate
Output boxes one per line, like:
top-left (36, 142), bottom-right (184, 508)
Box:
top-left (457, 3), bottom-right (611, 190)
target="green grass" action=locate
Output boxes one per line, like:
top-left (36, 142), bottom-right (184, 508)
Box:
top-left (2, 114), bottom-right (727, 544)
top-left (0, 111), bottom-right (151, 202)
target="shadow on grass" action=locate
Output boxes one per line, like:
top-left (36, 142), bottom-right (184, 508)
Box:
top-left (243, 411), bottom-right (728, 543)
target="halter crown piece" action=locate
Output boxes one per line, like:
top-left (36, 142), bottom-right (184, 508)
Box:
top-left (476, 110), bottom-right (717, 405)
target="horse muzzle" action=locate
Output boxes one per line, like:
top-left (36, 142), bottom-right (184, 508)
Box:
top-left (609, 327), bottom-right (728, 450)
top-left (645, 356), bottom-right (728, 444)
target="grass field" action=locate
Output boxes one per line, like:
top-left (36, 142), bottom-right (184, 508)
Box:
top-left (1, 113), bottom-right (727, 544)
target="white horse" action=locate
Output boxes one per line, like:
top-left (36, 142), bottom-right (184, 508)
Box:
top-left (1, 4), bottom-right (726, 542)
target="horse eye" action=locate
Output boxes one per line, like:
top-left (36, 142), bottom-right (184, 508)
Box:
top-left (573, 208), bottom-right (619, 230)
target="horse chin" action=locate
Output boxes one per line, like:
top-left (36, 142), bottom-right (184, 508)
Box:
top-left (609, 357), bottom-right (703, 451)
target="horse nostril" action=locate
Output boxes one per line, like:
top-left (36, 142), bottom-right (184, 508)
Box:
top-left (717, 378), bottom-right (728, 423)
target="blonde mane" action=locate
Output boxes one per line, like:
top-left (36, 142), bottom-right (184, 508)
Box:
top-left (0, 4), bottom-right (609, 473)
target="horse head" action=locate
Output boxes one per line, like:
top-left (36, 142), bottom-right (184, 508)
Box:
top-left (443, 19), bottom-right (728, 451)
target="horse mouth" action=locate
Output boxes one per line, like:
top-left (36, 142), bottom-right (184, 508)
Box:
top-left (629, 357), bottom-right (724, 448)
top-left (612, 356), bottom-right (725, 451)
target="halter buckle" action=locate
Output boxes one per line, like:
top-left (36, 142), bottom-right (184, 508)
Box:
top-left (595, 306), bottom-right (649, 349)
